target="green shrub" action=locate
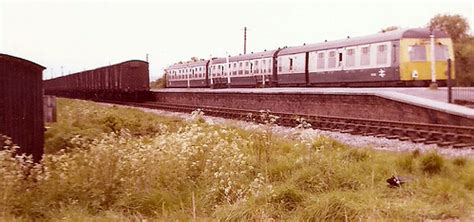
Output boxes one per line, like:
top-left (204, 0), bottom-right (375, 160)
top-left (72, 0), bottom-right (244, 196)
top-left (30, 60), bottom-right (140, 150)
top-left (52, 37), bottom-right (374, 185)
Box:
top-left (397, 154), bottom-right (415, 173)
top-left (301, 193), bottom-right (360, 221)
top-left (452, 157), bottom-right (467, 167)
top-left (271, 186), bottom-right (305, 211)
top-left (342, 148), bottom-right (371, 162)
top-left (420, 153), bottom-right (444, 175)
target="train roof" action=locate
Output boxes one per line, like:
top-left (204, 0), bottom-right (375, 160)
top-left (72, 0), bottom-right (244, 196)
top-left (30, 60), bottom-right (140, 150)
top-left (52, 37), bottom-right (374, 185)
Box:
top-left (279, 28), bottom-right (450, 56)
top-left (168, 60), bottom-right (208, 69)
top-left (209, 49), bottom-right (277, 65)
top-left (46, 59), bottom-right (148, 81)
top-left (229, 50), bottom-right (277, 62)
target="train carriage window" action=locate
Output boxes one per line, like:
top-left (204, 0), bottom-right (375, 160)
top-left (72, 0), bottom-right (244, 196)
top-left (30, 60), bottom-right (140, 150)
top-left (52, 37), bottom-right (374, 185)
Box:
top-left (409, 45), bottom-right (426, 61)
top-left (268, 62), bottom-right (272, 73)
top-left (255, 61), bottom-right (259, 73)
top-left (317, 52), bottom-right (325, 69)
top-left (361, 46), bottom-right (370, 66)
top-left (376, 44), bottom-right (388, 65)
top-left (435, 44), bottom-right (449, 61)
top-left (328, 51), bottom-right (336, 68)
top-left (346, 49), bottom-right (355, 67)
top-left (278, 58), bottom-right (282, 72)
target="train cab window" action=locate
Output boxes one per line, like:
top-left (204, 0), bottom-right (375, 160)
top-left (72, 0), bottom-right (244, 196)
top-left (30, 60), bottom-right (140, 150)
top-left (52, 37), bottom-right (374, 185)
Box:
top-left (435, 44), bottom-right (449, 61)
top-left (361, 46), bottom-right (370, 66)
top-left (289, 58), bottom-right (293, 71)
top-left (409, 45), bottom-right (426, 61)
top-left (346, 49), bottom-right (355, 67)
top-left (328, 51), bottom-right (336, 68)
top-left (376, 45), bottom-right (388, 65)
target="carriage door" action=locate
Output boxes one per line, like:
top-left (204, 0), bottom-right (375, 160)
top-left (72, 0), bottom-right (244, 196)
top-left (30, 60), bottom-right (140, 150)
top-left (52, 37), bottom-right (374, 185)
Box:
top-left (337, 48), bottom-right (344, 70)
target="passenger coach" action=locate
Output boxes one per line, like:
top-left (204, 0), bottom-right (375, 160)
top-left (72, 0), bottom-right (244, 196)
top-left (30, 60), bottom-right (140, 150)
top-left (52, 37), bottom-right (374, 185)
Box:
top-left (277, 28), bottom-right (453, 86)
top-left (165, 28), bottom-right (454, 88)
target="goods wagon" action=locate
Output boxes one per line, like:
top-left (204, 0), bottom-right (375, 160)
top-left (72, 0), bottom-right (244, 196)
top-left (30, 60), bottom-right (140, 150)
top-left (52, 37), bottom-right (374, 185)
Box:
top-left (0, 53), bottom-right (45, 162)
top-left (44, 60), bottom-right (151, 101)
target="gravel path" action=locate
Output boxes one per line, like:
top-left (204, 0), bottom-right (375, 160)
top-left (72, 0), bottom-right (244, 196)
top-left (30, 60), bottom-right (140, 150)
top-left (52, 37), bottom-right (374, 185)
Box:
top-left (118, 104), bottom-right (474, 159)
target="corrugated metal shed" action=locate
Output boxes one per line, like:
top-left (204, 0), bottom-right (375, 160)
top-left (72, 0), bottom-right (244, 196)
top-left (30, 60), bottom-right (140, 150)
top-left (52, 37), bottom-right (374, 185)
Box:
top-left (0, 54), bottom-right (45, 162)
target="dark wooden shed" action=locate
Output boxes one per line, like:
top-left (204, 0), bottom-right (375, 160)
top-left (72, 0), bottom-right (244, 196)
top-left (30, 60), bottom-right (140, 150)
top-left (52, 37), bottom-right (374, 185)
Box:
top-left (0, 54), bottom-right (45, 162)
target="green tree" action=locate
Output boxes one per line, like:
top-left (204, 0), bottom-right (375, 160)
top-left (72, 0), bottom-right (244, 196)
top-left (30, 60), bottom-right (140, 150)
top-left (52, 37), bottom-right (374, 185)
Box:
top-left (380, 26), bottom-right (399, 33)
top-left (453, 37), bottom-right (474, 86)
top-left (428, 14), bottom-right (470, 42)
top-left (150, 75), bottom-right (167, 88)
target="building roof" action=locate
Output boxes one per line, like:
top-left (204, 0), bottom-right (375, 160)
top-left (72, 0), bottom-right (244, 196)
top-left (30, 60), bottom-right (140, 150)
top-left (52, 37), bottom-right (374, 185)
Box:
top-left (0, 53), bottom-right (46, 70)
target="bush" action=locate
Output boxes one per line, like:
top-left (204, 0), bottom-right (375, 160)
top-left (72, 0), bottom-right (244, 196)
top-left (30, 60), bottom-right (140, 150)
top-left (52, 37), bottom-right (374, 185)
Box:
top-left (452, 157), bottom-right (467, 167)
top-left (420, 152), bottom-right (444, 175)
top-left (397, 154), bottom-right (415, 173)
top-left (271, 186), bottom-right (305, 211)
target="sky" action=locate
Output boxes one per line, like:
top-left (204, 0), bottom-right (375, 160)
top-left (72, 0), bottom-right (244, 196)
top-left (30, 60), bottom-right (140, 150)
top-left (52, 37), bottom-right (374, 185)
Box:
top-left (1, 0), bottom-right (473, 81)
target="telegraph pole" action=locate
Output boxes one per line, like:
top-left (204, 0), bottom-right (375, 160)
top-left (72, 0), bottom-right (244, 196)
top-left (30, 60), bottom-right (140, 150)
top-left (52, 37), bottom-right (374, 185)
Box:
top-left (244, 27), bottom-right (247, 54)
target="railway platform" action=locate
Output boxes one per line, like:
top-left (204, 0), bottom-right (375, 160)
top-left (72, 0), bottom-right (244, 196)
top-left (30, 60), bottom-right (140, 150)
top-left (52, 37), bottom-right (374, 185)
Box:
top-left (151, 87), bottom-right (474, 126)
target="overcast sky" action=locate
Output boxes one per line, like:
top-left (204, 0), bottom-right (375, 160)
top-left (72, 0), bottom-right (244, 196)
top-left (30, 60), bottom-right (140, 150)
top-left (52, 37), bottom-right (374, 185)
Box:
top-left (1, 0), bottom-right (472, 80)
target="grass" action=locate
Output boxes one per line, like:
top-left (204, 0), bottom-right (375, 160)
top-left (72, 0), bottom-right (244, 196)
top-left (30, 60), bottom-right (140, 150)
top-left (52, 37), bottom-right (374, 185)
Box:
top-left (1, 98), bottom-right (473, 221)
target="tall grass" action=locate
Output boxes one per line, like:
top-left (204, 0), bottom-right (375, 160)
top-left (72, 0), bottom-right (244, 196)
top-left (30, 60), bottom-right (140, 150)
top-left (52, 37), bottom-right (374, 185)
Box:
top-left (1, 98), bottom-right (473, 221)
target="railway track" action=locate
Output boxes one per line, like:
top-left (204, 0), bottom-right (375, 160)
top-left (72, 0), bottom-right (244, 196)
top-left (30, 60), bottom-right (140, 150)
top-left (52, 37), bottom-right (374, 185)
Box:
top-left (98, 100), bottom-right (474, 149)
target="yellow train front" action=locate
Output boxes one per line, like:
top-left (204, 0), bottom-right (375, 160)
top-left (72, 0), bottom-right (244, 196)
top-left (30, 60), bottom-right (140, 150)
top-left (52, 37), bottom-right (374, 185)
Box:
top-left (398, 29), bottom-right (454, 86)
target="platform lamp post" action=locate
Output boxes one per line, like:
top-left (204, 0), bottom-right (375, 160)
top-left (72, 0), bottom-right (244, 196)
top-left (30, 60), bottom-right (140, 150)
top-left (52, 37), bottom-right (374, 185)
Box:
top-left (209, 55), bottom-right (213, 86)
top-left (226, 52), bottom-right (231, 88)
top-left (429, 28), bottom-right (438, 90)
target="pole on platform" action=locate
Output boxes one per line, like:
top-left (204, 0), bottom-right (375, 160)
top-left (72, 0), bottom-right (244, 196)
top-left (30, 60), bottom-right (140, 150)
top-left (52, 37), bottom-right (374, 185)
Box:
top-left (447, 58), bottom-right (452, 103)
top-left (429, 32), bottom-right (438, 90)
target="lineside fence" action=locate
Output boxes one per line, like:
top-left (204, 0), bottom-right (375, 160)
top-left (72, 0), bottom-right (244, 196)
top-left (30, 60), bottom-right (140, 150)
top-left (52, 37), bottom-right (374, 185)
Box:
top-left (446, 59), bottom-right (474, 107)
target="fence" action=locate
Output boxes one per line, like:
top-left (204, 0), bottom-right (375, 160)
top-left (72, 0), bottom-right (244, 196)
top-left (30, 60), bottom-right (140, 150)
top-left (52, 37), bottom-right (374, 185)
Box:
top-left (446, 59), bottom-right (474, 107)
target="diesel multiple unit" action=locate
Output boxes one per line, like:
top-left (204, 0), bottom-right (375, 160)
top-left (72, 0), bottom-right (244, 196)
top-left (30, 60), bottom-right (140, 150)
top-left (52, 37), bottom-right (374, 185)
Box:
top-left (166, 28), bottom-right (454, 88)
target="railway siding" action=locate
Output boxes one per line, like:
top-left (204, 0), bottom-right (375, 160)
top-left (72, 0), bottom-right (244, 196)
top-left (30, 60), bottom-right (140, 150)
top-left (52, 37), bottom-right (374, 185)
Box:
top-left (152, 89), bottom-right (474, 127)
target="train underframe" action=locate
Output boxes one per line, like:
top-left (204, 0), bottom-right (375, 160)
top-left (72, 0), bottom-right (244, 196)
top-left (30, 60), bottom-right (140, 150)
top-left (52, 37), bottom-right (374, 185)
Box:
top-left (44, 90), bottom-right (154, 102)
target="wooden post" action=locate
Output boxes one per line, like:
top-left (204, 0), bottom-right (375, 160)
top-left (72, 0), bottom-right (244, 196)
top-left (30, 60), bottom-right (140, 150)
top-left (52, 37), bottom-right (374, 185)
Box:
top-left (447, 59), bottom-right (452, 103)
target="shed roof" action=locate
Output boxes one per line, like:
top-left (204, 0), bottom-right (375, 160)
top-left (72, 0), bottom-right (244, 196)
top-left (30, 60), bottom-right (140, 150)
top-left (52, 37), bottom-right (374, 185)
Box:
top-left (0, 53), bottom-right (46, 70)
